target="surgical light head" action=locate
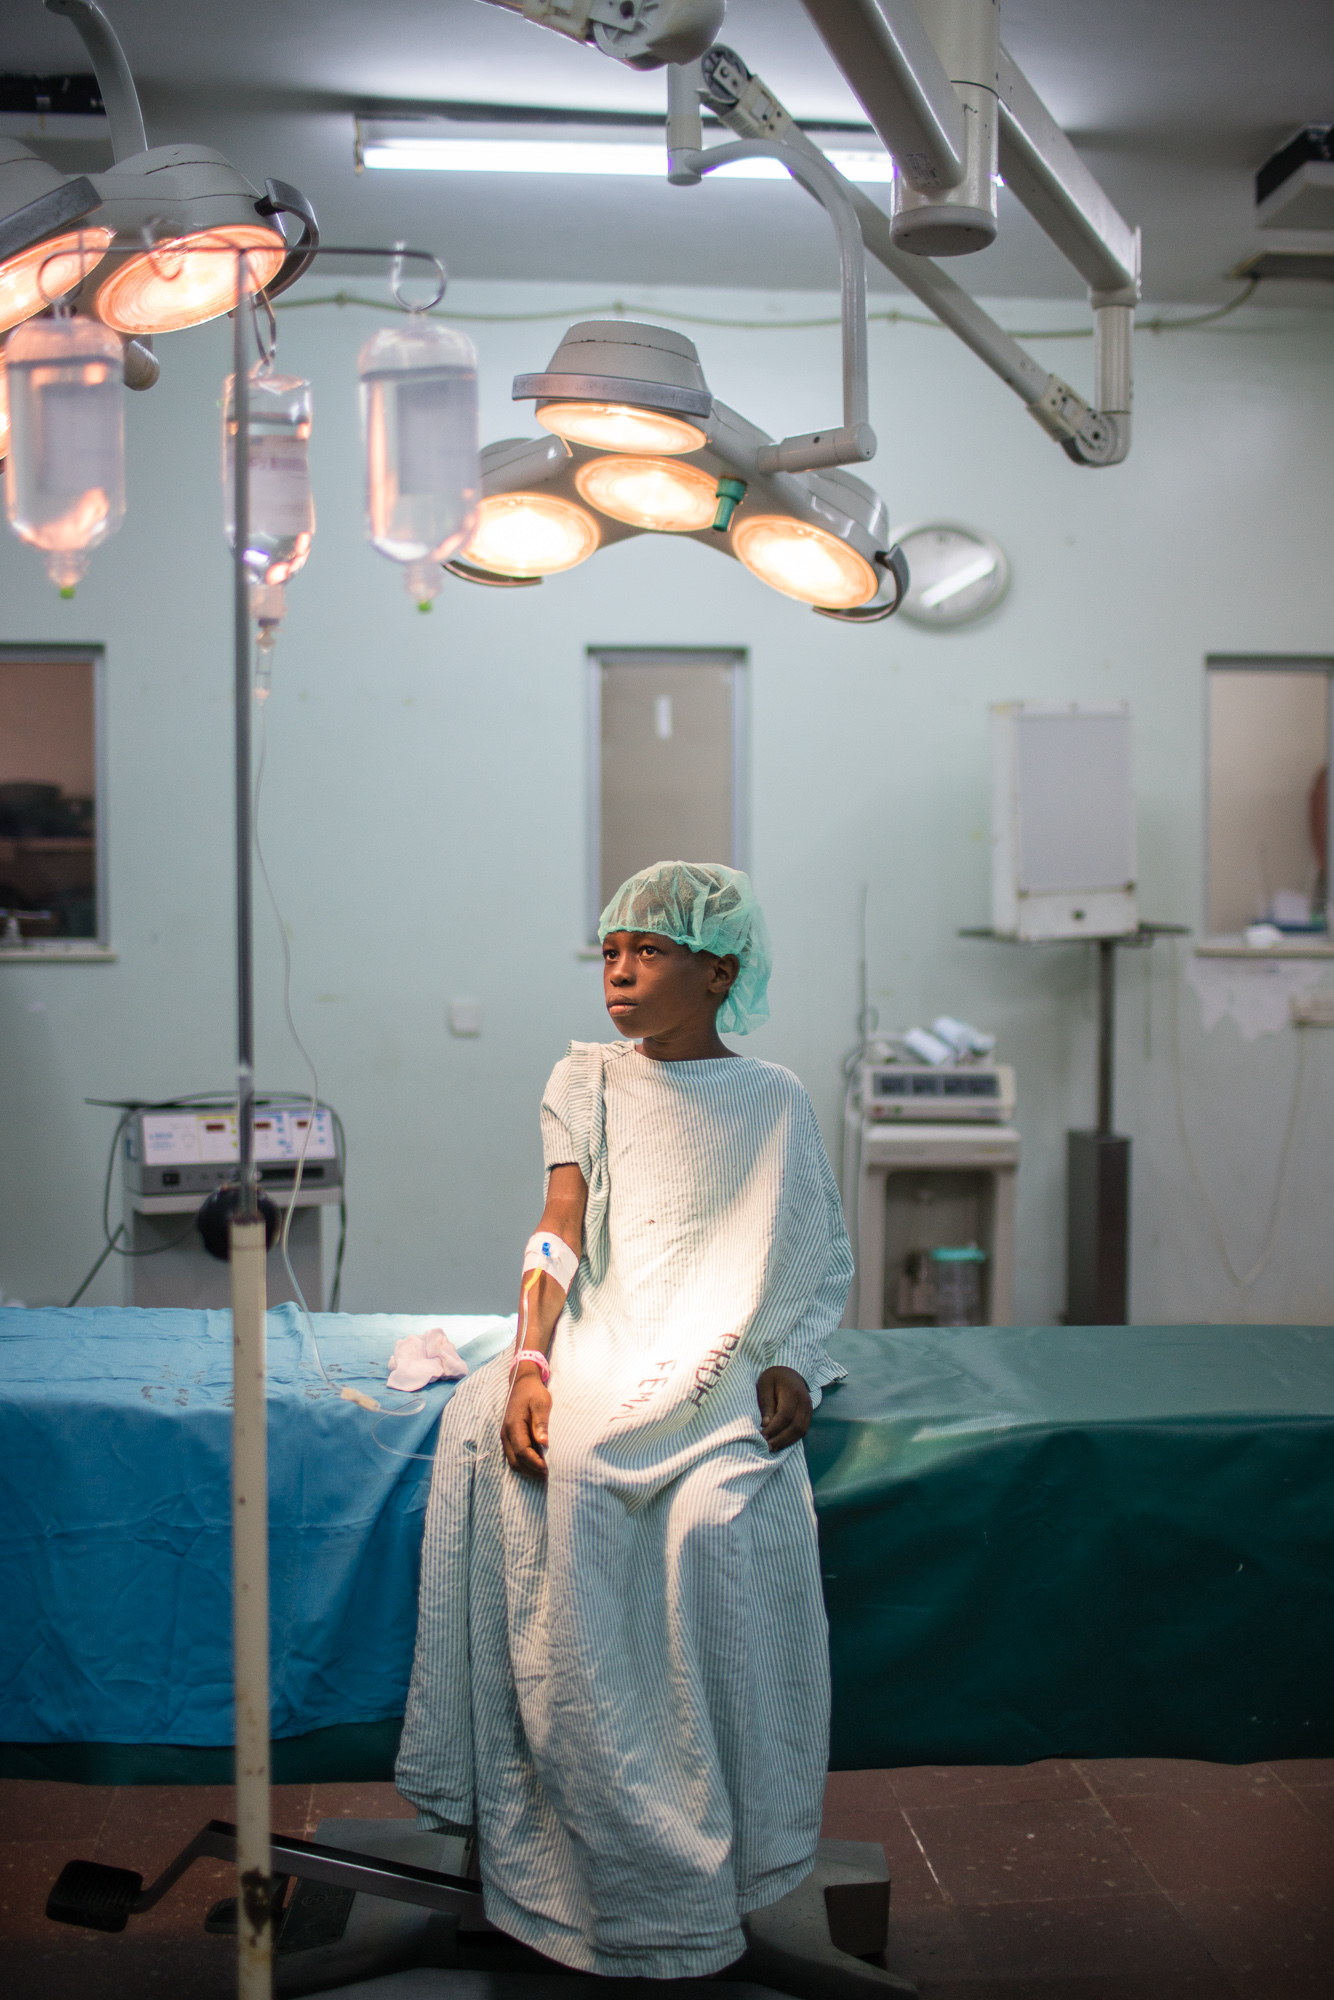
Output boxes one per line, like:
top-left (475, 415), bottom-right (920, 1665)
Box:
top-left (450, 319), bottom-right (908, 619)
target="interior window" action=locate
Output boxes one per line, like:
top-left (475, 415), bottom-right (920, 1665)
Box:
top-left (588, 647), bottom-right (747, 938)
top-left (0, 647), bottom-right (104, 948)
top-left (1206, 657), bottom-right (1332, 937)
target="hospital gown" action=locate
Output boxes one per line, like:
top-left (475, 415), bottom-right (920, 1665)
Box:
top-left (395, 1038), bottom-right (853, 1979)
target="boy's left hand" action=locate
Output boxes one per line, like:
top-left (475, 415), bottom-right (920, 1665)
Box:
top-left (757, 1366), bottom-right (813, 1451)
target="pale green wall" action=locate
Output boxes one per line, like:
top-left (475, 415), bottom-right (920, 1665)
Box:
top-left (2, 278), bottom-right (1332, 1324)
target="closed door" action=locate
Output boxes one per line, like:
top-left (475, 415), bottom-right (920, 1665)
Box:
top-left (593, 651), bottom-right (745, 923)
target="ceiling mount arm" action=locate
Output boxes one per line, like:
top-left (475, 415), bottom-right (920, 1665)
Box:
top-left (668, 83), bottom-right (875, 472)
top-left (44, 0), bottom-right (147, 162)
top-left (996, 45), bottom-right (1139, 298)
top-left (705, 49), bottom-right (1131, 467)
top-left (797, 0), bottom-right (966, 192)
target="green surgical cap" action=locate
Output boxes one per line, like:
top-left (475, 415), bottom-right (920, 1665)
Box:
top-left (598, 860), bottom-right (772, 1036)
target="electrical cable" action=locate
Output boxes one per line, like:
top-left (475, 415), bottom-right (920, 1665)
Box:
top-left (252, 651), bottom-right (431, 1439)
top-left (252, 655), bottom-right (335, 1391)
top-left (65, 1104), bottom-right (208, 1305)
top-left (1169, 940), bottom-right (1309, 1296)
top-left (66, 1224), bottom-right (124, 1307)
top-left (275, 276), bottom-right (1262, 342)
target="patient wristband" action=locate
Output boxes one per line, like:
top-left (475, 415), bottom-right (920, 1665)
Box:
top-left (521, 1231), bottom-right (579, 1295)
top-left (511, 1349), bottom-right (551, 1385)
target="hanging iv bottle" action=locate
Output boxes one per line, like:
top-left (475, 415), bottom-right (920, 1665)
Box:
top-left (223, 364), bottom-right (315, 657)
top-left (4, 313), bottom-right (126, 596)
top-left (359, 319), bottom-right (478, 608)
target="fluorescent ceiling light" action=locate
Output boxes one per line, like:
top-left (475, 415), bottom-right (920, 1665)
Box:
top-left (359, 127), bottom-right (893, 184)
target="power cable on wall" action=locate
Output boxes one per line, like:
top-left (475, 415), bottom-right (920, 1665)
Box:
top-left (275, 277), bottom-right (1261, 341)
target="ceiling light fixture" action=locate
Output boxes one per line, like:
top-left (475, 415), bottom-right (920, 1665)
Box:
top-left (0, 138), bottom-right (109, 333)
top-left (449, 321), bottom-right (907, 620)
top-left (355, 120), bottom-right (895, 184)
top-left (575, 454), bottom-right (717, 532)
top-left (461, 491), bottom-right (601, 578)
top-left (42, 0), bottom-right (317, 339)
top-left (523, 320), bottom-right (712, 455)
top-left (731, 514), bottom-right (878, 608)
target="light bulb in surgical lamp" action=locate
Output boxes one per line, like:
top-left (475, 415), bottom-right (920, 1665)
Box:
top-left (91, 225), bottom-right (285, 335)
top-left (4, 313), bottom-right (125, 595)
top-left (360, 319), bottom-right (479, 574)
top-left (223, 366), bottom-right (315, 589)
top-left (536, 401), bottom-right (706, 456)
top-left (575, 455), bottom-right (717, 533)
top-left (731, 514), bottom-right (877, 609)
top-left (461, 492), bottom-right (599, 578)
top-left (0, 228), bottom-right (113, 335)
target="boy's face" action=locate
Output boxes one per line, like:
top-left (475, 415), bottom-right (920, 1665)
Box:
top-left (602, 930), bottom-right (739, 1042)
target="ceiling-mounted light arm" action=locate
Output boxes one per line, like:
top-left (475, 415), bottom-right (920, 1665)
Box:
top-left (995, 47), bottom-right (1138, 299)
top-left (43, 0), bottom-right (147, 162)
top-left (254, 179), bottom-right (321, 299)
top-left (703, 46), bottom-right (1131, 468)
top-left (475, 0), bottom-right (725, 69)
top-left (796, 0), bottom-right (966, 194)
top-left (667, 107), bottom-right (875, 473)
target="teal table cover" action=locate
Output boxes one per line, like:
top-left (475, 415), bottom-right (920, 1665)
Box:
top-left (813, 1325), bottom-right (1334, 1769)
top-left (2, 1313), bottom-right (1331, 1780)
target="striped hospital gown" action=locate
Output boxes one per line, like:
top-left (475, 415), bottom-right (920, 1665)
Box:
top-left (395, 1038), bottom-right (853, 1979)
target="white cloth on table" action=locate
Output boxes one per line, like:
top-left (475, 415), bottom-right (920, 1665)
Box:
top-left (395, 1039), bottom-right (853, 1979)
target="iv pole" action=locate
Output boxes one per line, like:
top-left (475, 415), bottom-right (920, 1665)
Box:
top-left (228, 247), bottom-right (276, 1999)
top-left (222, 236), bottom-right (447, 2000)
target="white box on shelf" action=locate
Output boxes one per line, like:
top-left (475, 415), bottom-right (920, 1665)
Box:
top-left (991, 702), bottom-right (1138, 941)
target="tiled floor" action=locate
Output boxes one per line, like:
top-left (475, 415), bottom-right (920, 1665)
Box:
top-left (2, 1760), bottom-right (1332, 1997)
top-left (822, 1758), bottom-right (1334, 1998)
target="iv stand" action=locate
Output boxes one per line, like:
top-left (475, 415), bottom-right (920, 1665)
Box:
top-left (228, 247), bottom-right (276, 2000)
top-left (220, 235), bottom-right (448, 2000)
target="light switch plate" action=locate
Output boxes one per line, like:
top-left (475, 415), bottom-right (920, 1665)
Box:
top-left (448, 998), bottom-right (482, 1036)
top-left (1290, 991), bottom-right (1334, 1026)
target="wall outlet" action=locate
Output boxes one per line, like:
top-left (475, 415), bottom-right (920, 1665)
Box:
top-left (448, 998), bottom-right (482, 1036)
top-left (1290, 991), bottom-right (1334, 1026)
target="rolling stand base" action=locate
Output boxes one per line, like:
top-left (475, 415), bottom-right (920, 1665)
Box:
top-left (48, 1815), bottom-right (918, 1999)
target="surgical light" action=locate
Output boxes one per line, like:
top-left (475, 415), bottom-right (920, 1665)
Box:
top-left (461, 492), bottom-right (599, 578)
top-left (4, 311), bottom-right (125, 595)
top-left (574, 454), bottom-right (717, 531)
top-left (519, 320), bottom-right (714, 458)
top-left (0, 228), bottom-right (114, 335)
top-left (731, 514), bottom-right (878, 609)
top-left (359, 318), bottom-right (480, 607)
top-left (536, 402), bottom-right (706, 455)
top-left (91, 224), bottom-right (285, 335)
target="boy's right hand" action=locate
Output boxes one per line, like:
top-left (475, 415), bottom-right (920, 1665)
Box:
top-left (502, 1366), bottom-right (551, 1480)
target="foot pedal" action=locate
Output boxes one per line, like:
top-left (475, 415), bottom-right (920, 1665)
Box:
top-left (47, 1859), bottom-right (144, 1933)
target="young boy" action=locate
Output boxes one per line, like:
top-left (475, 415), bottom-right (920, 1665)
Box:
top-left (396, 860), bottom-right (853, 1979)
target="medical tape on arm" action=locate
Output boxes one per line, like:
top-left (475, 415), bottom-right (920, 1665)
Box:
top-left (522, 1231), bottom-right (579, 1295)
top-left (517, 1230), bottom-right (580, 1357)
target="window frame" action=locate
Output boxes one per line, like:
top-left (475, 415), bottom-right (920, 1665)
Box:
top-left (0, 642), bottom-right (111, 960)
top-left (585, 645), bottom-right (749, 945)
top-left (1208, 648), bottom-right (1328, 944)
